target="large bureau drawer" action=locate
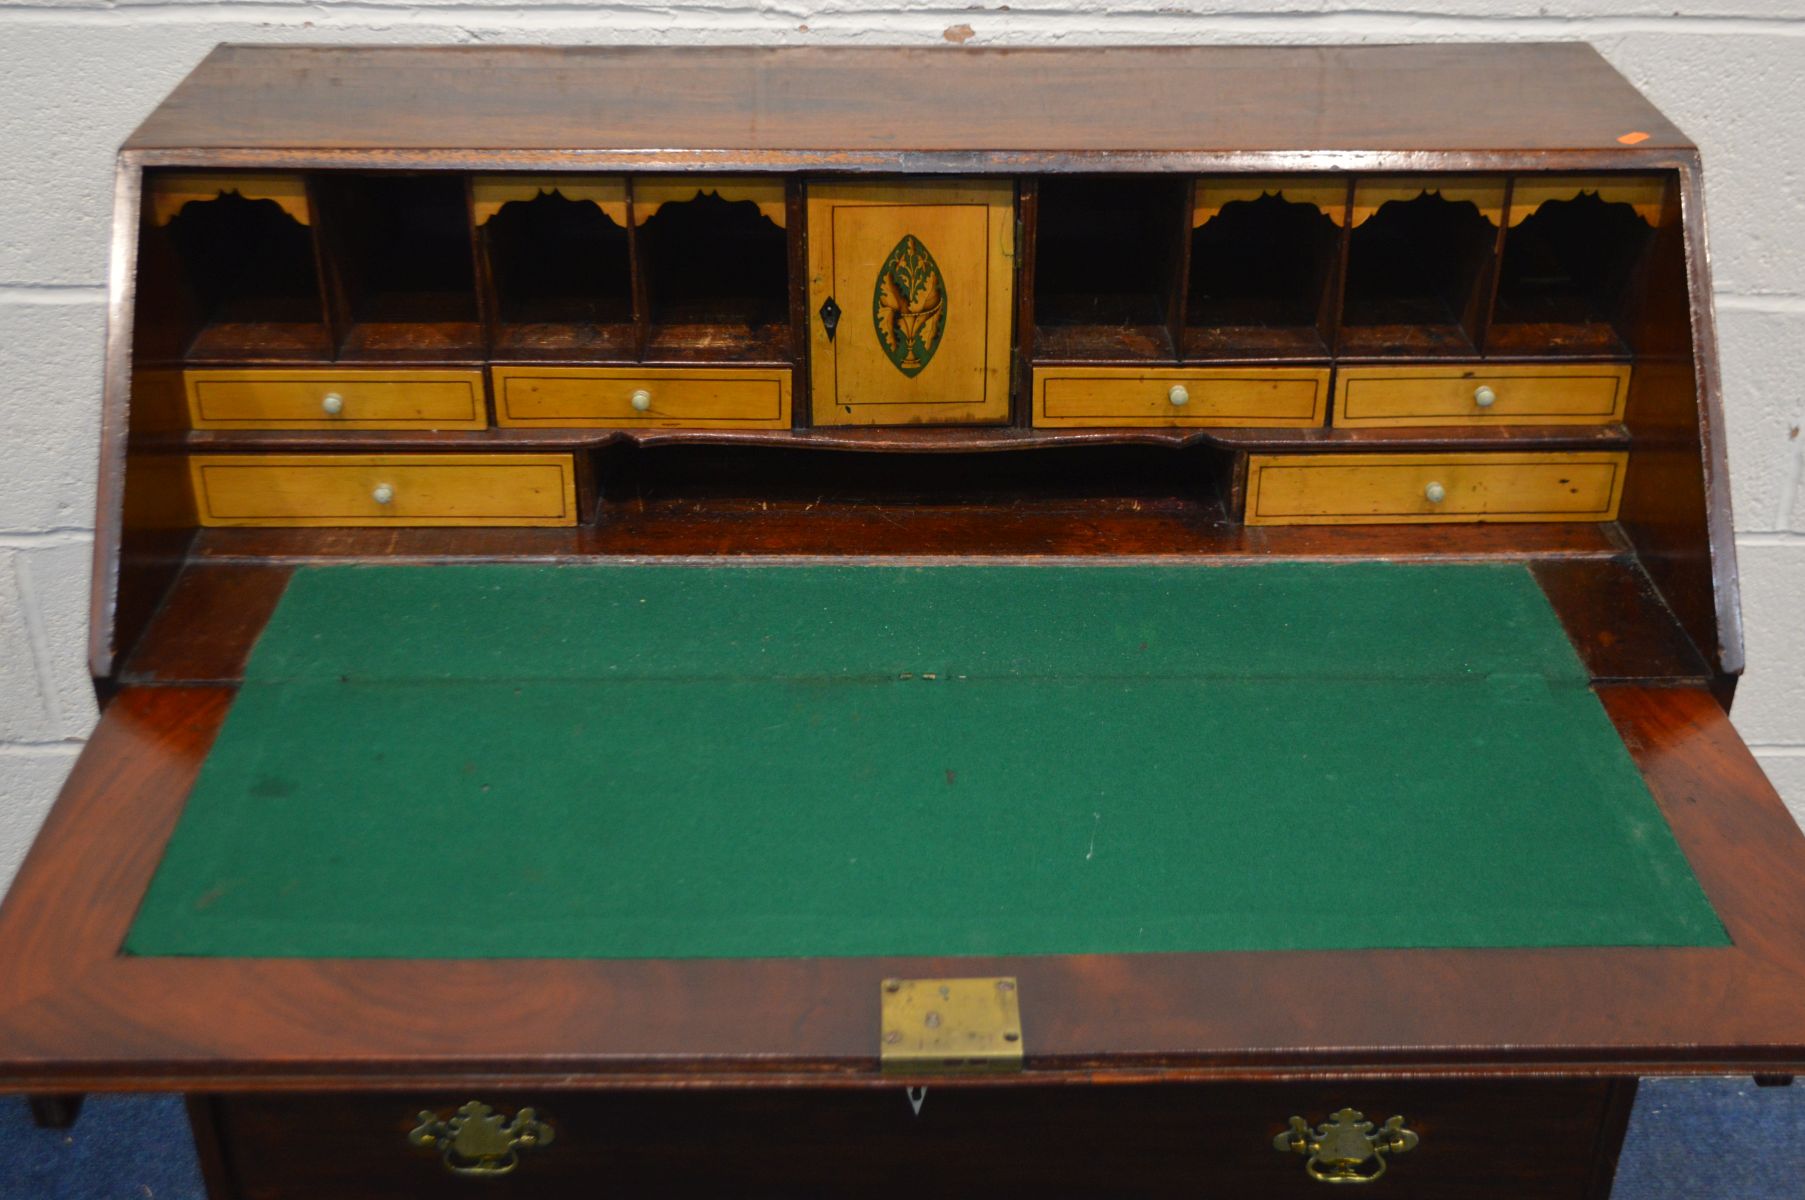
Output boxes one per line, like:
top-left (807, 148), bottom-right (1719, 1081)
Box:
top-left (185, 369), bottom-right (488, 430)
top-left (1032, 367), bottom-right (1330, 428)
top-left (492, 366), bottom-right (791, 428)
top-left (202, 1078), bottom-right (1619, 1199)
top-left (1245, 451), bottom-right (1628, 525)
top-left (188, 454), bottom-right (577, 527)
top-left (1334, 364), bottom-right (1630, 427)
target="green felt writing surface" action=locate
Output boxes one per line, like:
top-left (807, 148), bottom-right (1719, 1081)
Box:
top-left (125, 563), bottom-right (1727, 959)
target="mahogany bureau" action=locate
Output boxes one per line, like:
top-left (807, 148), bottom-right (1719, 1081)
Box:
top-left (1, 43), bottom-right (1802, 1198)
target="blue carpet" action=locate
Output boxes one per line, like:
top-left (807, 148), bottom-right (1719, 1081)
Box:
top-left (0, 1094), bottom-right (202, 1199)
top-left (1610, 1077), bottom-right (1805, 1199)
top-left (0, 1077), bottom-right (1799, 1197)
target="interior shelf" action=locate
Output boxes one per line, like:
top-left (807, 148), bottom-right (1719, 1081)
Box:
top-left (1033, 177), bottom-right (1188, 362)
top-left (1185, 184), bottom-right (1341, 361)
top-left (1489, 181), bottom-right (1660, 357)
top-left (318, 174), bottom-right (482, 361)
top-left (484, 188), bottom-right (637, 362)
top-left (638, 187), bottom-right (792, 363)
top-left (157, 184), bottom-right (331, 361)
top-left (1340, 180), bottom-right (1503, 357)
top-left (139, 169), bottom-right (1671, 379)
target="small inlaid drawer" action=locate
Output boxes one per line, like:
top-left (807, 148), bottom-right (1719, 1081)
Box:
top-left (188, 454), bottom-right (576, 527)
top-left (1244, 451), bottom-right (1628, 525)
top-left (184, 369), bottom-right (488, 430)
top-left (1334, 364), bottom-right (1630, 427)
top-left (1032, 367), bottom-right (1329, 428)
top-left (492, 367), bottom-right (791, 429)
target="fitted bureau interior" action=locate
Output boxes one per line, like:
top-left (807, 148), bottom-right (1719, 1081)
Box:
top-left (128, 168), bottom-right (1684, 567)
top-left (142, 170), bottom-right (1670, 370)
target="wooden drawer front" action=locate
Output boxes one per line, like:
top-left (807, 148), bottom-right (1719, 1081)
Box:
top-left (1034, 367), bottom-right (1329, 428)
top-left (492, 367), bottom-right (791, 429)
top-left (185, 370), bottom-right (487, 430)
top-left (207, 1078), bottom-right (1616, 1198)
top-left (1246, 452), bottom-right (1628, 525)
top-left (189, 454), bottom-right (576, 527)
top-left (1335, 364), bottom-right (1630, 427)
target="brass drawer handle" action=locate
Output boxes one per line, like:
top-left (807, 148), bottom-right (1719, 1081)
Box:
top-left (1273, 1108), bottom-right (1418, 1184)
top-left (408, 1101), bottom-right (554, 1177)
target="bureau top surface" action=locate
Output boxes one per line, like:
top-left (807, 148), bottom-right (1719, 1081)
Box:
top-left (125, 43), bottom-right (1691, 162)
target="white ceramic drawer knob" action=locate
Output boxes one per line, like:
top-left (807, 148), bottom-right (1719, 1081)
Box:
top-left (629, 388), bottom-right (653, 412)
top-left (1167, 384), bottom-right (1190, 407)
top-left (1424, 481), bottom-right (1447, 504)
top-left (371, 483), bottom-right (395, 506)
top-left (321, 392), bottom-right (345, 416)
top-left (1473, 385), bottom-right (1497, 409)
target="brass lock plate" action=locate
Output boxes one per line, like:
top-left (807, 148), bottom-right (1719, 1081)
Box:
top-left (879, 976), bottom-right (1023, 1075)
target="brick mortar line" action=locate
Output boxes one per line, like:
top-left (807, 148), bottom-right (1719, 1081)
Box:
top-left (1719, 295), bottom-right (1805, 314)
top-left (1, 8), bottom-right (1805, 33)
top-left (0, 740), bottom-right (85, 758)
top-left (0, 285), bottom-right (105, 305)
top-left (0, 532), bottom-right (94, 548)
top-left (1773, 427), bottom-right (1805, 530)
top-left (1733, 532), bottom-right (1805, 546)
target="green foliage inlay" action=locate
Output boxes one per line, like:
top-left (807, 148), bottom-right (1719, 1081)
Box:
top-left (872, 234), bottom-right (946, 377)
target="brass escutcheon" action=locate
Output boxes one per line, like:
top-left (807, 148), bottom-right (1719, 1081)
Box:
top-left (408, 1100), bottom-right (554, 1177)
top-left (1273, 1108), bottom-right (1418, 1184)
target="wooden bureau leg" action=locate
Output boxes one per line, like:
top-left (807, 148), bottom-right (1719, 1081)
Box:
top-left (26, 1093), bottom-right (83, 1129)
top-left (1584, 1078), bottom-right (1641, 1200)
top-left (187, 1095), bottom-right (240, 1200)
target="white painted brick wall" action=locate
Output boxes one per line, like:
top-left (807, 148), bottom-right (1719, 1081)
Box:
top-left (1, 3), bottom-right (1802, 897)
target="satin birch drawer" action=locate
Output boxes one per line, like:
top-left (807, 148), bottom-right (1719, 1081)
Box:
top-left (188, 454), bottom-right (577, 527)
top-left (184, 369), bottom-right (488, 430)
top-left (1033, 367), bottom-right (1329, 428)
top-left (492, 367), bottom-right (791, 428)
top-left (1333, 364), bottom-right (1630, 427)
top-left (1244, 452), bottom-right (1628, 525)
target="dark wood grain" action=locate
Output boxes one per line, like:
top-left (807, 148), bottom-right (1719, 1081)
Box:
top-left (207, 1078), bottom-right (1617, 1199)
top-left (1530, 558), bottom-right (1712, 683)
top-left (120, 563), bottom-right (293, 684)
top-left (1615, 163), bottom-right (1743, 691)
top-left (177, 512), bottom-right (1626, 564)
top-left (128, 45), bottom-right (1688, 160)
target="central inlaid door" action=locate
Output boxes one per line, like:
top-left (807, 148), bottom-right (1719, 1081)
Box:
top-left (806, 180), bottom-right (1015, 425)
